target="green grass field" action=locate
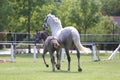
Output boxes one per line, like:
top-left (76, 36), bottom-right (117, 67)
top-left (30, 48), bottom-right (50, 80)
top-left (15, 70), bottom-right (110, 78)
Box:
top-left (0, 53), bottom-right (120, 80)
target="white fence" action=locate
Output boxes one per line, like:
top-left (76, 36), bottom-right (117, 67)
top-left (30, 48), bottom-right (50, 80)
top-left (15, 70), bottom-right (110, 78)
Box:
top-left (0, 42), bottom-right (99, 62)
top-left (0, 32), bottom-right (120, 62)
top-left (0, 43), bottom-right (43, 62)
top-left (0, 32), bottom-right (120, 43)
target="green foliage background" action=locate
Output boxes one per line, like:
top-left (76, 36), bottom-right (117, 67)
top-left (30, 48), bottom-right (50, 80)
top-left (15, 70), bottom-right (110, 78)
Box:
top-left (0, 0), bottom-right (120, 34)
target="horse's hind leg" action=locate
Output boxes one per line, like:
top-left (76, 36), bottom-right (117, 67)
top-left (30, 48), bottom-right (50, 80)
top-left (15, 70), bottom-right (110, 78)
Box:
top-left (76, 48), bottom-right (82, 72)
top-left (65, 48), bottom-right (71, 71)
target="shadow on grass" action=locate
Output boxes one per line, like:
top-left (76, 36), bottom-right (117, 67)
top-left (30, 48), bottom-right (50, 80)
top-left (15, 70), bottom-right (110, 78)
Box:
top-left (80, 53), bottom-right (106, 56)
top-left (40, 69), bottom-right (82, 73)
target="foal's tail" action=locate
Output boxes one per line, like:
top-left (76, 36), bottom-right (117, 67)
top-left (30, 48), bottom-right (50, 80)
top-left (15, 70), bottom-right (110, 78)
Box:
top-left (71, 28), bottom-right (91, 53)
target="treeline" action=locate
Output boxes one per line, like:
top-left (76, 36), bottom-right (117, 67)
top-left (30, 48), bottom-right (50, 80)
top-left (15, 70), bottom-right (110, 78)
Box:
top-left (0, 0), bottom-right (120, 34)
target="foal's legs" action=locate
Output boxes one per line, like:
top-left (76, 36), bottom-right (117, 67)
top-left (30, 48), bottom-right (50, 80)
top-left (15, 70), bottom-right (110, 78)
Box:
top-left (49, 51), bottom-right (55, 72)
top-left (65, 48), bottom-right (71, 71)
top-left (56, 49), bottom-right (61, 70)
top-left (42, 50), bottom-right (49, 67)
top-left (76, 48), bottom-right (82, 72)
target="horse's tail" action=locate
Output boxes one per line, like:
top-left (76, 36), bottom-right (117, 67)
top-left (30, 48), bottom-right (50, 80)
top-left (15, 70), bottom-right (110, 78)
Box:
top-left (76, 41), bottom-right (91, 53)
top-left (71, 28), bottom-right (91, 53)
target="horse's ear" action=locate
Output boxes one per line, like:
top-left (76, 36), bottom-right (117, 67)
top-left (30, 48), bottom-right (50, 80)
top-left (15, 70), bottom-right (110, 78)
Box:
top-left (45, 13), bottom-right (50, 17)
top-left (47, 13), bottom-right (52, 16)
top-left (48, 13), bottom-right (51, 15)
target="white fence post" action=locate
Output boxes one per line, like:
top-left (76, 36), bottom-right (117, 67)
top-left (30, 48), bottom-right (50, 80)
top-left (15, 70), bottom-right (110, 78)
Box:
top-left (108, 44), bottom-right (120, 60)
top-left (92, 43), bottom-right (97, 61)
top-left (61, 48), bottom-right (65, 62)
top-left (33, 45), bottom-right (37, 62)
top-left (10, 43), bottom-right (14, 62)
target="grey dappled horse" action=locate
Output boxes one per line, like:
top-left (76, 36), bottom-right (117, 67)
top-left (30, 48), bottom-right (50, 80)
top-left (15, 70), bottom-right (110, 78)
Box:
top-left (43, 14), bottom-right (91, 72)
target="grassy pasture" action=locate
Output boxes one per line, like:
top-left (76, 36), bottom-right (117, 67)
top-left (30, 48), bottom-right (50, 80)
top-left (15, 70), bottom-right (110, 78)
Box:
top-left (0, 53), bottom-right (120, 80)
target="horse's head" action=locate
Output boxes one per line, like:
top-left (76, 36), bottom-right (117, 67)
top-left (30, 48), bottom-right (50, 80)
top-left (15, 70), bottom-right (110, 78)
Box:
top-left (43, 13), bottom-right (61, 30)
top-left (34, 32), bottom-right (42, 43)
top-left (35, 31), bottom-right (49, 43)
top-left (43, 14), bottom-right (51, 30)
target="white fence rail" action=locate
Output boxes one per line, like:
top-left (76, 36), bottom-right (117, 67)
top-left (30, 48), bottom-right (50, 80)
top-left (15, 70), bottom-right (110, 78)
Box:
top-left (0, 32), bottom-right (120, 43)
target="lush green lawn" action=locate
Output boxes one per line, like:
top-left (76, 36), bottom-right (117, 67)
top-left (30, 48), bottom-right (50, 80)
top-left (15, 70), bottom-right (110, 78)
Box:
top-left (0, 53), bottom-right (120, 80)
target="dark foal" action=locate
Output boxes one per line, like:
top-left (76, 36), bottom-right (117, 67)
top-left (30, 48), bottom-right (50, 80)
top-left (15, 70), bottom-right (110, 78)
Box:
top-left (35, 31), bottom-right (49, 43)
top-left (42, 36), bottom-right (61, 72)
top-left (34, 31), bottom-right (49, 53)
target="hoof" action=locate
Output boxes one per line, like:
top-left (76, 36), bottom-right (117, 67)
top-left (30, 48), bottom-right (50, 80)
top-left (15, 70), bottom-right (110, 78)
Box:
top-left (57, 67), bottom-right (60, 70)
top-left (46, 64), bottom-right (49, 67)
top-left (78, 68), bottom-right (82, 72)
top-left (56, 64), bottom-right (60, 70)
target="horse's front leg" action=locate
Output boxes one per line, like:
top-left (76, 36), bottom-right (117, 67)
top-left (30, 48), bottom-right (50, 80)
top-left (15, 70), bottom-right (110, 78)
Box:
top-left (76, 49), bottom-right (82, 72)
top-left (42, 49), bottom-right (49, 67)
top-left (56, 49), bottom-right (61, 70)
top-left (49, 51), bottom-right (55, 72)
top-left (65, 48), bottom-right (71, 71)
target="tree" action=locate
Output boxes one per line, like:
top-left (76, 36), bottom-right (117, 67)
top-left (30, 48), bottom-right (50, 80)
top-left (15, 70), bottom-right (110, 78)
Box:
top-left (101, 0), bottom-right (120, 16)
top-left (69, 0), bottom-right (102, 34)
top-left (53, 0), bottom-right (74, 27)
top-left (1, 0), bottom-right (119, 35)
top-left (0, 0), bottom-right (10, 31)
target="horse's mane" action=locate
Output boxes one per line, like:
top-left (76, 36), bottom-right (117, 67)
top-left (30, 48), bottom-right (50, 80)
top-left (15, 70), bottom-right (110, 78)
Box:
top-left (47, 14), bottom-right (61, 25)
